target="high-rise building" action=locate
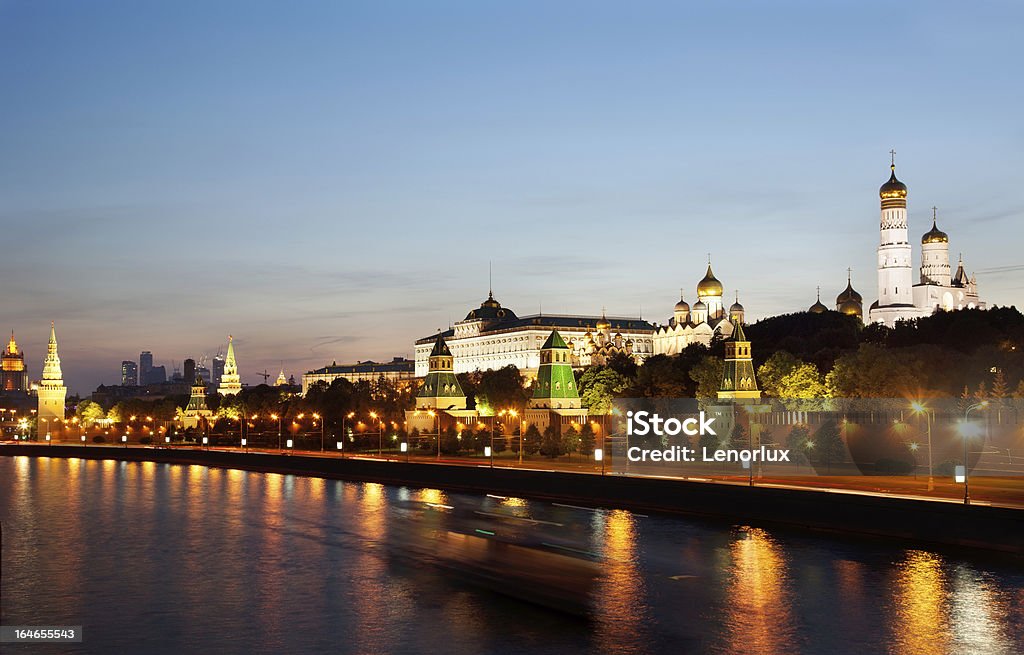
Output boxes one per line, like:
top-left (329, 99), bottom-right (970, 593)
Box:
top-left (148, 365), bottom-right (167, 384)
top-left (217, 336), bottom-right (241, 396)
top-left (2, 331), bottom-right (29, 392)
top-left (37, 322), bottom-right (67, 437)
top-left (183, 359), bottom-right (196, 388)
top-left (121, 360), bottom-right (138, 386)
top-left (211, 355), bottom-right (225, 386)
top-left (140, 351), bottom-right (153, 384)
top-left (196, 364), bottom-right (211, 385)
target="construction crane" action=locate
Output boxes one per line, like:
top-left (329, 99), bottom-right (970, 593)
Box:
top-left (256, 370), bottom-right (272, 384)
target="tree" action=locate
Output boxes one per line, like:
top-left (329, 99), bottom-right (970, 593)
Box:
top-left (579, 422), bottom-right (596, 457)
top-left (440, 426), bottom-right (460, 455)
top-left (812, 419), bottom-right (845, 472)
top-left (523, 424), bottom-right (541, 455)
top-left (992, 368), bottom-right (1009, 399)
top-left (475, 366), bottom-right (530, 414)
top-left (606, 351), bottom-right (639, 380)
top-left (786, 425), bottom-right (812, 465)
top-left (757, 351), bottom-right (827, 399)
top-left (561, 425), bottom-right (581, 456)
top-left (578, 366), bottom-right (629, 413)
top-left (690, 356), bottom-right (724, 401)
top-left (540, 425), bottom-right (562, 458)
top-left (76, 400), bottom-right (105, 426)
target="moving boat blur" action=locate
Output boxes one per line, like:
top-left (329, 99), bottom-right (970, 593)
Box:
top-left (390, 501), bottom-right (603, 616)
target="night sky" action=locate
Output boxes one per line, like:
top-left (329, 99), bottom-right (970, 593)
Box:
top-left (2, 1), bottom-right (1022, 393)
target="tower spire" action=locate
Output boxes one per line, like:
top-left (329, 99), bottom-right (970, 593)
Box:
top-left (218, 334), bottom-right (241, 395)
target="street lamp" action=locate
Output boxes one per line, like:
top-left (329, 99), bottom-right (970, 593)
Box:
top-left (960, 401), bottom-right (989, 505)
top-left (271, 413), bottom-right (283, 450)
top-left (369, 411), bottom-right (384, 456)
top-left (313, 412), bottom-right (324, 451)
top-left (427, 410), bottom-right (439, 459)
top-left (595, 447), bottom-right (605, 475)
top-left (910, 401), bottom-right (935, 491)
top-left (342, 412), bottom-right (354, 457)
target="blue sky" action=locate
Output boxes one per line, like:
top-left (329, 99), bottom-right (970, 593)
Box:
top-left (2, 0), bottom-right (1022, 393)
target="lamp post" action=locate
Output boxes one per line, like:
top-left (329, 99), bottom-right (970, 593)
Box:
top-left (427, 410), bottom-right (439, 459)
top-left (961, 401), bottom-right (989, 505)
top-left (313, 413), bottom-right (324, 451)
top-left (369, 412), bottom-right (383, 456)
top-left (271, 413), bottom-right (283, 450)
top-left (910, 402), bottom-right (934, 491)
top-left (342, 412), bottom-right (354, 457)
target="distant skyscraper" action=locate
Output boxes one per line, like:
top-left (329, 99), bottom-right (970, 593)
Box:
top-left (148, 365), bottom-right (167, 384)
top-left (140, 351), bottom-right (153, 384)
top-left (211, 355), bottom-right (225, 385)
top-left (196, 364), bottom-right (211, 385)
top-left (121, 360), bottom-right (138, 386)
top-left (183, 359), bottom-right (196, 387)
top-left (217, 336), bottom-right (241, 396)
top-left (37, 322), bottom-right (67, 437)
top-left (2, 331), bottom-right (29, 392)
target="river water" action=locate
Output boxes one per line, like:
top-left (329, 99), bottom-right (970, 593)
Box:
top-left (0, 456), bottom-right (1021, 654)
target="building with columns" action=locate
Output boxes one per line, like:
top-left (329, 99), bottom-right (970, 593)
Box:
top-left (413, 291), bottom-right (655, 379)
top-left (869, 158), bottom-right (984, 326)
top-left (37, 322), bottom-right (66, 437)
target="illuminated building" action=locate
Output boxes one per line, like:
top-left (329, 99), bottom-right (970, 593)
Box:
top-left (405, 335), bottom-right (476, 433)
top-left (808, 271), bottom-right (864, 320)
top-left (217, 335), bottom-right (241, 396)
top-left (301, 357), bottom-right (415, 394)
top-left (37, 322), bottom-right (67, 436)
top-left (653, 262), bottom-right (739, 355)
top-left (121, 360), bottom-right (138, 386)
top-left (181, 374), bottom-right (213, 430)
top-left (524, 330), bottom-right (587, 434)
top-left (2, 331), bottom-right (29, 392)
top-left (413, 291), bottom-right (655, 378)
top-left (869, 157), bottom-right (984, 326)
top-left (275, 369), bottom-right (288, 386)
top-left (717, 322), bottom-right (761, 401)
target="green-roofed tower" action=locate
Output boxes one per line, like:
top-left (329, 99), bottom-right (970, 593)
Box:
top-left (415, 334), bottom-right (467, 410)
top-left (529, 330), bottom-right (581, 409)
top-left (718, 321), bottom-right (761, 400)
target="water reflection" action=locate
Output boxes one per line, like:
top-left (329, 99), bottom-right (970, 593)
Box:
top-left (592, 510), bottom-right (647, 654)
top-left (721, 527), bottom-right (795, 655)
top-left (890, 550), bottom-right (950, 655)
top-left (0, 458), bottom-right (1022, 655)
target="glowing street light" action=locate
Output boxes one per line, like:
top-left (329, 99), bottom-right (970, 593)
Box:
top-left (959, 401), bottom-right (989, 505)
top-left (909, 401), bottom-right (935, 490)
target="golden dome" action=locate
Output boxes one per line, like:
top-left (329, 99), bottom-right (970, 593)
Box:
top-left (922, 217), bottom-right (948, 244)
top-left (697, 264), bottom-right (723, 296)
top-left (838, 299), bottom-right (862, 317)
top-left (835, 278), bottom-right (862, 304)
top-left (674, 298), bottom-right (690, 312)
top-left (879, 164), bottom-right (907, 199)
top-left (595, 310), bottom-right (611, 330)
top-left (809, 300), bottom-right (828, 314)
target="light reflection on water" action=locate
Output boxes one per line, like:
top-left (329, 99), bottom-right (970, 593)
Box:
top-left (0, 456), bottom-right (1021, 655)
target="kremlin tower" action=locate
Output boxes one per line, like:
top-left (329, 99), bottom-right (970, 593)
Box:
top-left (37, 322), bottom-right (67, 437)
top-left (217, 335), bottom-right (242, 396)
top-left (2, 330), bottom-right (28, 392)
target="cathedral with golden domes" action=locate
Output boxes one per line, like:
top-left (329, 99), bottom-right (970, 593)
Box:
top-left (653, 261), bottom-right (739, 355)
top-left (868, 156), bottom-right (984, 326)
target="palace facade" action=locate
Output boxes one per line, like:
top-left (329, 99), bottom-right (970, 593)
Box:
top-left (413, 292), bottom-right (656, 378)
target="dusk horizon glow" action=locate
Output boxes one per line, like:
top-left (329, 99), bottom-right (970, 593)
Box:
top-left (3, 1), bottom-right (1022, 392)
